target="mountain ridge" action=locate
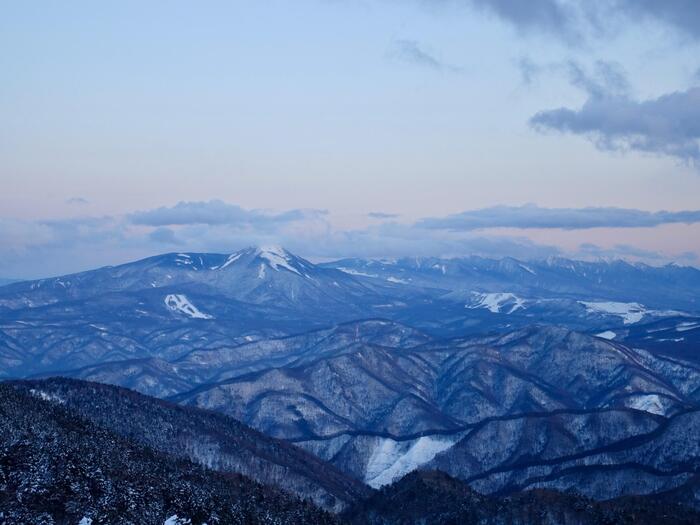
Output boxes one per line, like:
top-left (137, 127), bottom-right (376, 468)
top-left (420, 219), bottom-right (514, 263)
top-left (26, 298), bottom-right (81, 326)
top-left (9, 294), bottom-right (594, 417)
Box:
top-left (7, 377), bottom-right (371, 512)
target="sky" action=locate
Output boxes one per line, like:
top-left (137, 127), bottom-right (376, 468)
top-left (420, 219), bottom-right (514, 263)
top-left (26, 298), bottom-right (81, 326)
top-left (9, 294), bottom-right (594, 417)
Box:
top-left (2, 0), bottom-right (700, 278)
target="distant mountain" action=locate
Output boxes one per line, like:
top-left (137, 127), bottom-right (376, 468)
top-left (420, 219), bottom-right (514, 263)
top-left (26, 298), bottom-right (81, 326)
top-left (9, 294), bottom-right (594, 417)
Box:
top-left (0, 381), bottom-right (337, 524)
top-left (0, 278), bottom-right (18, 287)
top-left (323, 255), bottom-right (700, 313)
top-left (343, 470), bottom-right (700, 525)
top-left (0, 247), bottom-right (429, 378)
top-left (615, 315), bottom-right (700, 363)
top-left (0, 246), bottom-right (402, 314)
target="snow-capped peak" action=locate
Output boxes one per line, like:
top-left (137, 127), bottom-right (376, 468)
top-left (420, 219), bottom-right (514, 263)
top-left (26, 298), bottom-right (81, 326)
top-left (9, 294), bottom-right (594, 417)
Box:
top-left (255, 244), bottom-right (288, 258)
top-left (254, 245), bottom-right (301, 276)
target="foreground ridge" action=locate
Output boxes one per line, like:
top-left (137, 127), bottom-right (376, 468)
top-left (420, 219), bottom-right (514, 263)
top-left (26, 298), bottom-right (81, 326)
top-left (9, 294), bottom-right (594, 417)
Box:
top-left (0, 381), bottom-right (338, 524)
top-left (344, 470), bottom-right (700, 525)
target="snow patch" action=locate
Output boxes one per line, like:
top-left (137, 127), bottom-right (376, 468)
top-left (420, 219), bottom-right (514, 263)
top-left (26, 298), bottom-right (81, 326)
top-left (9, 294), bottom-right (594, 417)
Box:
top-left (596, 330), bottom-right (617, 340)
top-left (579, 301), bottom-right (647, 324)
top-left (219, 252), bottom-right (243, 269)
top-left (30, 389), bottom-right (65, 405)
top-left (365, 436), bottom-right (456, 488)
top-left (519, 263), bottom-right (536, 275)
top-left (387, 276), bottom-right (409, 284)
top-left (432, 264), bottom-right (446, 274)
top-left (625, 394), bottom-right (667, 416)
top-left (164, 294), bottom-right (213, 319)
top-left (467, 292), bottom-right (525, 314)
top-left (337, 267), bottom-right (378, 278)
top-left (164, 516), bottom-right (191, 525)
top-left (78, 518), bottom-right (92, 525)
top-left (677, 322), bottom-right (699, 332)
top-left (175, 254), bottom-right (192, 266)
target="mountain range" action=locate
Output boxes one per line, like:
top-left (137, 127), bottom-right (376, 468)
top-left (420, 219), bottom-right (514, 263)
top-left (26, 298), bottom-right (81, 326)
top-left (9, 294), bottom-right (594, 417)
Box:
top-left (2, 246), bottom-right (699, 380)
top-left (2, 246), bottom-right (700, 522)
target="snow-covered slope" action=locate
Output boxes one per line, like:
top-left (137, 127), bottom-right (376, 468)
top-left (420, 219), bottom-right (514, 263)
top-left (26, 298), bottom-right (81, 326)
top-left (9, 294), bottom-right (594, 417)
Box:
top-left (579, 301), bottom-right (649, 324)
top-left (164, 294), bottom-right (213, 319)
top-left (466, 292), bottom-right (525, 314)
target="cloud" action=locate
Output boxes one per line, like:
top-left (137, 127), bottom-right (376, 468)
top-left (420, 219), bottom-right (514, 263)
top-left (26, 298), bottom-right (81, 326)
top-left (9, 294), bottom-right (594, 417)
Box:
top-left (66, 197), bottom-right (89, 205)
top-left (530, 85), bottom-right (700, 164)
top-left (368, 212), bottom-right (399, 219)
top-left (564, 60), bottom-right (630, 98)
top-left (0, 205), bottom-right (561, 277)
top-left (391, 39), bottom-right (462, 73)
top-left (280, 221), bottom-right (562, 261)
top-left (614, 0), bottom-right (700, 40)
top-left (417, 204), bottom-right (700, 230)
top-left (468, 0), bottom-right (579, 42)
top-left (579, 242), bottom-right (666, 261)
top-left (515, 56), bottom-right (542, 85)
top-left (129, 200), bottom-right (327, 228)
top-left (148, 227), bottom-right (182, 245)
top-left (2, 202), bottom-right (698, 278)
top-left (455, 1), bottom-right (700, 44)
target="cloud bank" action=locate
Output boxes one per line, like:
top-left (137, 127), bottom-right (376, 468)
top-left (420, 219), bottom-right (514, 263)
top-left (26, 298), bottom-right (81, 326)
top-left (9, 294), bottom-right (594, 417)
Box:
top-left (129, 200), bottom-right (327, 228)
top-left (418, 204), bottom-right (700, 231)
top-left (1, 202), bottom-right (698, 278)
top-left (368, 212), bottom-right (399, 219)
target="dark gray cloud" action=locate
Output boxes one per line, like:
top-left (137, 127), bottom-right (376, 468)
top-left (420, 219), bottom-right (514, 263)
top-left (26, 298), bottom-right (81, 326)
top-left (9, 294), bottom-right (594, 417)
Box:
top-left (391, 39), bottom-right (462, 73)
top-left (615, 0), bottom-right (700, 40)
top-left (530, 86), bottom-right (700, 164)
top-left (129, 200), bottom-right (327, 227)
top-left (368, 212), bottom-right (399, 219)
top-left (456, 1), bottom-right (700, 43)
top-left (417, 204), bottom-right (700, 230)
top-left (469, 0), bottom-right (578, 41)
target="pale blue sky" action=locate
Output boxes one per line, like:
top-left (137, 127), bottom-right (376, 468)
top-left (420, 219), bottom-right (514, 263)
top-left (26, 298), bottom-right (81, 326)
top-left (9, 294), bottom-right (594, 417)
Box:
top-left (2, 1), bottom-right (700, 277)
